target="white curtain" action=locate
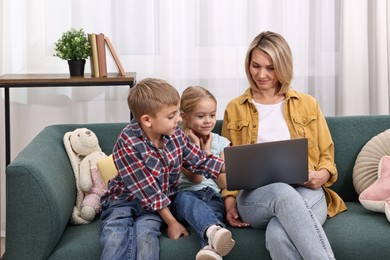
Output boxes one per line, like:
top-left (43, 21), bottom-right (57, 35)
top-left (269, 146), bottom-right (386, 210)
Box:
top-left (339, 0), bottom-right (390, 115)
top-left (1, 0), bottom-right (389, 237)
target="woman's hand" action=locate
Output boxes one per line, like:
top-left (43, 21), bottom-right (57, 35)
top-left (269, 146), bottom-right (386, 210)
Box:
top-left (303, 169), bottom-right (330, 190)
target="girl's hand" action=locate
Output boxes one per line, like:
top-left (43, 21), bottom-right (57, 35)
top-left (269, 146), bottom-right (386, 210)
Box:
top-left (199, 134), bottom-right (212, 155)
top-left (184, 128), bottom-right (200, 146)
top-left (225, 196), bottom-right (250, 228)
top-left (216, 173), bottom-right (227, 189)
top-left (226, 207), bottom-right (250, 228)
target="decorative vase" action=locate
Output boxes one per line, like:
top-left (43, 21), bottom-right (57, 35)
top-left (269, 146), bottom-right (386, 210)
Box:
top-left (68, 60), bottom-right (86, 77)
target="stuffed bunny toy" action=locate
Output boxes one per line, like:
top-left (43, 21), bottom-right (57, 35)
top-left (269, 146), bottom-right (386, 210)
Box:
top-left (64, 128), bottom-right (107, 225)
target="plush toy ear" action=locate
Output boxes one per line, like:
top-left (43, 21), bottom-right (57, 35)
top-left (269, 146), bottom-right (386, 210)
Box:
top-left (64, 132), bottom-right (81, 176)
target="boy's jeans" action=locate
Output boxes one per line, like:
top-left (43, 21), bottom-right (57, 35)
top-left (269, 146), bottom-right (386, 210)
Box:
top-left (100, 199), bottom-right (163, 260)
top-left (171, 187), bottom-right (225, 247)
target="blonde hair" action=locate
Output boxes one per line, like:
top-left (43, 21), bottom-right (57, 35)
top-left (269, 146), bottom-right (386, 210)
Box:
top-left (245, 31), bottom-right (293, 95)
top-left (128, 78), bottom-right (180, 120)
top-left (180, 86), bottom-right (217, 130)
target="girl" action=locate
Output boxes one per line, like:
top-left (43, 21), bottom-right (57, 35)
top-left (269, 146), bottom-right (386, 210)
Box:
top-left (170, 86), bottom-right (235, 260)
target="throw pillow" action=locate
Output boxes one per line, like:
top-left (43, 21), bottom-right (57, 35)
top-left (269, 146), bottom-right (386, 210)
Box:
top-left (359, 155), bottom-right (390, 222)
top-left (353, 129), bottom-right (390, 194)
top-left (96, 154), bottom-right (117, 187)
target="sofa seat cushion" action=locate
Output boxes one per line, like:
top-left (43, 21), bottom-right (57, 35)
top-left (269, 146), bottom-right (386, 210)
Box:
top-left (160, 202), bottom-right (390, 260)
top-left (322, 202), bottom-right (390, 259)
top-left (49, 220), bottom-right (102, 260)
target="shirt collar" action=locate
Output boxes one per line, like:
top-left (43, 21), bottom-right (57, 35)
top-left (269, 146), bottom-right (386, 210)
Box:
top-left (239, 87), bottom-right (299, 104)
top-left (130, 118), bottom-right (143, 138)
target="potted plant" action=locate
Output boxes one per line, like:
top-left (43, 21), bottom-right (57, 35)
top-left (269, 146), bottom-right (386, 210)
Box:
top-left (54, 28), bottom-right (91, 76)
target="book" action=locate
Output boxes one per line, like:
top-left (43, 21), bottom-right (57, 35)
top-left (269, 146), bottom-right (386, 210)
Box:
top-left (87, 33), bottom-right (99, 77)
top-left (105, 36), bottom-right (126, 76)
top-left (96, 33), bottom-right (107, 77)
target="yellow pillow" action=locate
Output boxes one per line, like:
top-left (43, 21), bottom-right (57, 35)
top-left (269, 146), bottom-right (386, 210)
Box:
top-left (97, 154), bottom-right (117, 186)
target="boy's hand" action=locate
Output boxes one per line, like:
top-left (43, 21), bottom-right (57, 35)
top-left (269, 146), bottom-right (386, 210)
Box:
top-left (181, 166), bottom-right (203, 184)
top-left (167, 221), bottom-right (189, 239)
top-left (157, 207), bottom-right (189, 239)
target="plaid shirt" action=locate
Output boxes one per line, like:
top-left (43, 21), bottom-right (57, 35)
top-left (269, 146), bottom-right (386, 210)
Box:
top-left (101, 119), bottom-right (224, 211)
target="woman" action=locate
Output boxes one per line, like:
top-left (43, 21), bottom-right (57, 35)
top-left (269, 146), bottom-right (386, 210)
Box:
top-left (221, 31), bottom-right (347, 259)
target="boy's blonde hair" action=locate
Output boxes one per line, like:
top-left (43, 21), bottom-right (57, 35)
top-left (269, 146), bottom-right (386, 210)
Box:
top-left (245, 31), bottom-right (293, 95)
top-left (180, 86), bottom-right (217, 130)
top-left (128, 78), bottom-right (180, 120)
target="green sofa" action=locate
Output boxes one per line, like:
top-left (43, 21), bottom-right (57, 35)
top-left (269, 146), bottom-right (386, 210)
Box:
top-left (5, 115), bottom-right (390, 259)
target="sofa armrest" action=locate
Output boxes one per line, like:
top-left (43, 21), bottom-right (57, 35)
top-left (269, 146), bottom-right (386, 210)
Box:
top-left (6, 126), bottom-right (76, 259)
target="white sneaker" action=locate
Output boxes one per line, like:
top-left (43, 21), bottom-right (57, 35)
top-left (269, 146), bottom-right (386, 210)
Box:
top-left (207, 226), bottom-right (235, 256)
top-left (196, 245), bottom-right (222, 260)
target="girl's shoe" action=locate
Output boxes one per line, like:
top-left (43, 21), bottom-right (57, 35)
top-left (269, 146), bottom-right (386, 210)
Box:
top-left (207, 226), bottom-right (235, 256)
top-left (196, 245), bottom-right (222, 260)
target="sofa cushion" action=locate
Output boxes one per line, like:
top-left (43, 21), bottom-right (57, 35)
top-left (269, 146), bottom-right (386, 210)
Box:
top-left (353, 128), bottom-right (390, 194)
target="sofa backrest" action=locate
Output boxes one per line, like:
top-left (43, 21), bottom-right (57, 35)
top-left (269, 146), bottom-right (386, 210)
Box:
top-left (325, 115), bottom-right (390, 201)
top-left (214, 115), bottom-right (390, 202)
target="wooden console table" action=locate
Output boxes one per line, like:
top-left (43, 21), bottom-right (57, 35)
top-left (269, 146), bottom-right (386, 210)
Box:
top-left (0, 72), bottom-right (136, 165)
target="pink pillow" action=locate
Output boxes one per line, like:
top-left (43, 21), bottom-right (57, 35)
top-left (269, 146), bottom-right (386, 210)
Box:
top-left (359, 155), bottom-right (390, 221)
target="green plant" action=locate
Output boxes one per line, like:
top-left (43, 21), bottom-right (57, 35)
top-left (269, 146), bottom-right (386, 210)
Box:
top-left (54, 28), bottom-right (90, 60)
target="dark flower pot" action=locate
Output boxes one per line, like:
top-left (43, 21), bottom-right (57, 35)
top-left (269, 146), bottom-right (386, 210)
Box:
top-left (68, 60), bottom-right (86, 77)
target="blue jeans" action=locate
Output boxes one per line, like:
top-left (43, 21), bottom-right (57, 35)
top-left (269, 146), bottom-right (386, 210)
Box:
top-left (170, 187), bottom-right (225, 247)
top-left (237, 183), bottom-right (335, 260)
top-left (100, 199), bottom-right (163, 260)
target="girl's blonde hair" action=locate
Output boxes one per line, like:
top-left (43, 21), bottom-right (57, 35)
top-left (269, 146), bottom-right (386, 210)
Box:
top-left (128, 78), bottom-right (180, 120)
top-left (180, 86), bottom-right (217, 130)
top-left (245, 31), bottom-right (293, 95)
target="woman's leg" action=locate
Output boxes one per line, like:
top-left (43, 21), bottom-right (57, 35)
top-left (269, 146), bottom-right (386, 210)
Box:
top-left (295, 185), bottom-right (328, 224)
top-left (237, 183), bottom-right (334, 260)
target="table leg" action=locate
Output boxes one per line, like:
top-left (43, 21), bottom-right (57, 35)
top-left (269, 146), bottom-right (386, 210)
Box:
top-left (5, 87), bottom-right (10, 165)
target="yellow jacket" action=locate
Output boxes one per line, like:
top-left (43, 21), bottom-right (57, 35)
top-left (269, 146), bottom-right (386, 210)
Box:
top-left (221, 88), bottom-right (347, 217)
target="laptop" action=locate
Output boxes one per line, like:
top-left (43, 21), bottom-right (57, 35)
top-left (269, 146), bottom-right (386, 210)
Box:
top-left (224, 138), bottom-right (308, 190)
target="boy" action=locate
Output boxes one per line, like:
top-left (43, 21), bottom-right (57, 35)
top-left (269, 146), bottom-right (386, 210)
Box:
top-left (100, 78), bottom-right (225, 259)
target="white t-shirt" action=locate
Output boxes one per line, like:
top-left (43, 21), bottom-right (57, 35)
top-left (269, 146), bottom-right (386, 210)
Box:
top-left (254, 100), bottom-right (290, 143)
